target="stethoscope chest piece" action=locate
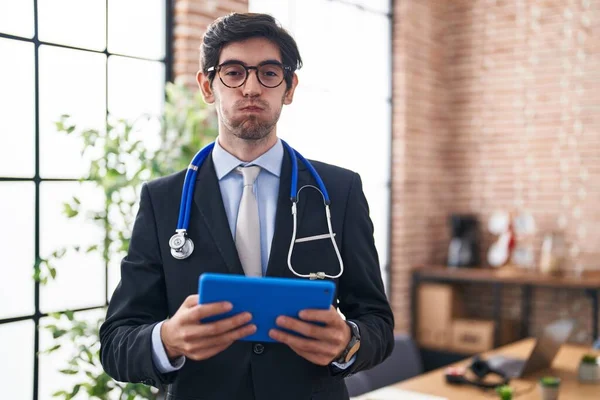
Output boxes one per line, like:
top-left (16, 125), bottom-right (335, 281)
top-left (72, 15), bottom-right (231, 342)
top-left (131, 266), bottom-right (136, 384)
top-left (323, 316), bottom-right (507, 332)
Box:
top-left (169, 232), bottom-right (194, 260)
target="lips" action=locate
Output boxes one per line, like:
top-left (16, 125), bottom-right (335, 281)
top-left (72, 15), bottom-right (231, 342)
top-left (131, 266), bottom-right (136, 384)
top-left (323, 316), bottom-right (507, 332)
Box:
top-left (240, 106), bottom-right (263, 111)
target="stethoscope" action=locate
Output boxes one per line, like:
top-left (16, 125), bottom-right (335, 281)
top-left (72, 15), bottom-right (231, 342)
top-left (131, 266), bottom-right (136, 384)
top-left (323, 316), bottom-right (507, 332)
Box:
top-left (169, 139), bottom-right (344, 280)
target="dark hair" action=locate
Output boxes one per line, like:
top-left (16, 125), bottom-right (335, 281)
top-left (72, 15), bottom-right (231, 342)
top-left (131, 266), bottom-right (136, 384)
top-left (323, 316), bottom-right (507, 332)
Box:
top-left (200, 13), bottom-right (303, 89)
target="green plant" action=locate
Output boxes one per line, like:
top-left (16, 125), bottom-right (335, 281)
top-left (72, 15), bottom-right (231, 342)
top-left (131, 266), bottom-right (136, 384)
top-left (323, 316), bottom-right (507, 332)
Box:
top-left (42, 311), bottom-right (156, 400)
top-left (539, 376), bottom-right (561, 387)
top-left (582, 354), bottom-right (599, 364)
top-left (37, 81), bottom-right (217, 399)
top-left (495, 384), bottom-right (513, 400)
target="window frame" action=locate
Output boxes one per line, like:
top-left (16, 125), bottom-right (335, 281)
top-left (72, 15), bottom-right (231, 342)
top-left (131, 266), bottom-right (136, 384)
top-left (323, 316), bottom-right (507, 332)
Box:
top-left (0, 1), bottom-right (173, 398)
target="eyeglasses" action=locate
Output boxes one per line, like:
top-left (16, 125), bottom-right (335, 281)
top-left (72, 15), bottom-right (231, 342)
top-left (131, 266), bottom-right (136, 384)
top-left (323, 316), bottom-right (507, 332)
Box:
top-left (208, 61), bottom-right (291, 88)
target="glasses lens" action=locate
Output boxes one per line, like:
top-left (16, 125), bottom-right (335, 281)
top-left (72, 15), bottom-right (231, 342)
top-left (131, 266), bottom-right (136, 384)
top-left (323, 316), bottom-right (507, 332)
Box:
top-left (257, 64), bottom-right (285, 87)
top-left (219, 63), bottom-right (247, 87)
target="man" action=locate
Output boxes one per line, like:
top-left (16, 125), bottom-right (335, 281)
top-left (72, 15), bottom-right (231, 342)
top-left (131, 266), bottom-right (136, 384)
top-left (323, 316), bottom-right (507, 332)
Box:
top-left (100, 12), bottom-right (394, 400)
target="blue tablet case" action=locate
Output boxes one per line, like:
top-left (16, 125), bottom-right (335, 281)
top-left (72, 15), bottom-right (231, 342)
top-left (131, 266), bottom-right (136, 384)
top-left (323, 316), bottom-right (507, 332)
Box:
top-left (198, 273), bottom-right (335, 343)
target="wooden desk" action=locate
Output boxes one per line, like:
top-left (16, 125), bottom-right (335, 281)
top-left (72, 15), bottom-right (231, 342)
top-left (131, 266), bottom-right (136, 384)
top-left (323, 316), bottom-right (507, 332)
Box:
top-left (390, 338), bottom-right (599, 399)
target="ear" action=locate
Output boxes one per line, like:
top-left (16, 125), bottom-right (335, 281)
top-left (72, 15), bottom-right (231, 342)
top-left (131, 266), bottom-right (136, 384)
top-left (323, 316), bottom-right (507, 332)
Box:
top-left (283, 73), bottom-right (299, 105)
top-left (197, 70), bottom-right (215, 104)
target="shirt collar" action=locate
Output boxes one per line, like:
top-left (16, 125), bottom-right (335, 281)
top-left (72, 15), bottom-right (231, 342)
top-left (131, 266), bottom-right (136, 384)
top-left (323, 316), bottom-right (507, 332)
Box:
top-left (212, 137), bottom-right (283, 180)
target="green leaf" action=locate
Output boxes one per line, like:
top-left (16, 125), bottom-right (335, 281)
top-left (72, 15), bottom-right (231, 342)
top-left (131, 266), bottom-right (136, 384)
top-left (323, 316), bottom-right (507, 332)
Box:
top-left (582, 354), bottom-right (598, 364)
top-left (63, 203), bottom-right (79, 218)
top-left (59, 369), bottom-right (78, 375)
top-left (70, 384), bottom-right (81, 397)
top-left (84, 348), bottom-right (94, 363)
top-left (52, 248), bottom-right (66, 258)
top-left (45, 344), bottom-right (62, 353)
top-left (86, 245), bottom-right (98, 253)
top-left (52, 329), bottom-right (67, 339)
top-left (49, 267), bottom-right (57, 279)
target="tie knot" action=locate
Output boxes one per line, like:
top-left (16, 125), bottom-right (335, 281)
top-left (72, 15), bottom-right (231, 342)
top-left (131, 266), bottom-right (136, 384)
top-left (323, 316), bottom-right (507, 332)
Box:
top-left (237, 165), bottom-right (261, 186)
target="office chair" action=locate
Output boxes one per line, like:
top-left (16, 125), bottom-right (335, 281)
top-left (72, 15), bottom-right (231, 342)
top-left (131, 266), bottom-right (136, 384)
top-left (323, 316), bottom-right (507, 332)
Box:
top-left (345, 372), bottom-right (372, 397)
top-left (345, 334), bottom-right (424, 396)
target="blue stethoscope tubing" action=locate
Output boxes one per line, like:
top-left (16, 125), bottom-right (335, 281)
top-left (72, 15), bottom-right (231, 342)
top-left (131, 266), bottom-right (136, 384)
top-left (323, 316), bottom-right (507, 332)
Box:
top-left (168, 139), bottom-right (344, 280)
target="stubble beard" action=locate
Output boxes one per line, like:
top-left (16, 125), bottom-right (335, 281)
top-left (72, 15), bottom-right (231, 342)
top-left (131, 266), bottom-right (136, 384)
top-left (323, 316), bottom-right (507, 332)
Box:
top-left (229, 112), bottom-right (279, 141)
top-left (221, 96), bottom-right (284, 142)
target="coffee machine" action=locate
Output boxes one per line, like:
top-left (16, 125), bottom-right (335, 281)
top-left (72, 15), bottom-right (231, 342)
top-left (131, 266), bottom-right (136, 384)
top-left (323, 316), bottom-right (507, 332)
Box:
top-left (447, 214), bottom-right (479, 267)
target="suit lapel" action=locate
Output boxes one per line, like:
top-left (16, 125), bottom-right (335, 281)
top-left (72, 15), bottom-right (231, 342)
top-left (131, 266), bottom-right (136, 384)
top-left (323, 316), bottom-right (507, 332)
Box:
top-left (193, 155), bottom-right (245, 275)
top-left (295, 164), bottom-right (312, 231)
top-left (266, 151), bottom-right (311, 277)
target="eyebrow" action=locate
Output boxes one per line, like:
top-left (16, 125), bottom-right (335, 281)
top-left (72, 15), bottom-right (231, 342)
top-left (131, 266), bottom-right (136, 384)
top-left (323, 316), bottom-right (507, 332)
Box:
top-left (219, 58), bottom-right (283, 66)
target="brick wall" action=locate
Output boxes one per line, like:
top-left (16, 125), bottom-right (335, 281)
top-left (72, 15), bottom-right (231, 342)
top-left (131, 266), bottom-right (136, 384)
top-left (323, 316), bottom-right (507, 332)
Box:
top-left (173, 0), bottom-right (248, 88)
top-left (391, 0), bottom-right (453, 334)
top-left (392, 0), bottom-right (599, 344)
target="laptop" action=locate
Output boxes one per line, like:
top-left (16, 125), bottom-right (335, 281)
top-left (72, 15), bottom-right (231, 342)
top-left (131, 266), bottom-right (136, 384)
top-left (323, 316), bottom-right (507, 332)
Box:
top-left (487, 319), bottom-right (576, 378)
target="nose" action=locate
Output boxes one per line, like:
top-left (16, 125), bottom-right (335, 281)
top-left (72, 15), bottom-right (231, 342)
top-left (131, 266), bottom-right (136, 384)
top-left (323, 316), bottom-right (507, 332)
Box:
top-left (242, 69), bottom-right (262, 97)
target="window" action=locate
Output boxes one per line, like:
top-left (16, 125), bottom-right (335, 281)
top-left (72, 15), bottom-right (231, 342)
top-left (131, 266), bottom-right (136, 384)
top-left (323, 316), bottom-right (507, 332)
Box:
top-left (249, 0), bottom-right (393, 292)
top-left (0, 1), bottom-right (171, 398)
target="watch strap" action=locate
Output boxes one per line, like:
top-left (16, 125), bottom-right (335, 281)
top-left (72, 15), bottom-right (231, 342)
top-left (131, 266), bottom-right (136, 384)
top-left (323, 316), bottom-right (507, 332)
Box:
top-left (334, 320), bottom-right (360, 364)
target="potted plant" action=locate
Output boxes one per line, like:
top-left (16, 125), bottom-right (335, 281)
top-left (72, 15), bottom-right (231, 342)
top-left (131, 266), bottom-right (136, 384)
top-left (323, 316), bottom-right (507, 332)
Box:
top-left (495, 384), bottom-right (513, 400)
top-left (37, 81), bottom-right (217, 399)
top-left (578, 353), bottom-right (600, 383)
top-left (538, 376), bottom-right (561, 400)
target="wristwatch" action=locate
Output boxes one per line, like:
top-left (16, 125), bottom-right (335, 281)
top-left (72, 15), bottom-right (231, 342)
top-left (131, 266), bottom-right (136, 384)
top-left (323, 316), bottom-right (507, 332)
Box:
top-left (334, 320), bottom-right (361, 364)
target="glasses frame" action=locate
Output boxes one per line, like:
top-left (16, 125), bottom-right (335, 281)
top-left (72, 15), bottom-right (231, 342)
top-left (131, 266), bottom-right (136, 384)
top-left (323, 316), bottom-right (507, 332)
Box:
top-left (208, 61), bottom-right (292, 89)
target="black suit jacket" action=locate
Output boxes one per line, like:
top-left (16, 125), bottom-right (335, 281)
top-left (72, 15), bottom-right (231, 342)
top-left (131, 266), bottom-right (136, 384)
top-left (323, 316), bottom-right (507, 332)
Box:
top-left (99, 148), bottom-right (394, 400)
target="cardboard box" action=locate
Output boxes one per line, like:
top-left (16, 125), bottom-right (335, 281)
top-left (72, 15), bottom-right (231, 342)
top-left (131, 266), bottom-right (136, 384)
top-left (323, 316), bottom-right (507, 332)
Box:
top-left (417, 283), bottom-right (464, 349)
top-left (451, 318), bottom-right (521, 354)
top-left (451, 319), bottom-right (494, 353)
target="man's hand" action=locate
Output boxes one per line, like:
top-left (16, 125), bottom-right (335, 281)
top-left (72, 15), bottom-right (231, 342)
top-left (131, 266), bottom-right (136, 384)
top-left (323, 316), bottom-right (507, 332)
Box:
top-left (161, 295), bottom-right (256, 361)
top-left (268, 305), bottom-right (351, 366)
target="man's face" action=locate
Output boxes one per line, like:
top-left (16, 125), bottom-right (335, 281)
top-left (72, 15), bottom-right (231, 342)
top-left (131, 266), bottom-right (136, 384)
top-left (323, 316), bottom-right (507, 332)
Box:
top-left (198, 37), bottom-right (298, 142)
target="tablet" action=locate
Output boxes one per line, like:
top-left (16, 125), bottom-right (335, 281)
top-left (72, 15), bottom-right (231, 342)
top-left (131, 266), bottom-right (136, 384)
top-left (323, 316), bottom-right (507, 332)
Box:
top-left (198, 273), bottom-right (335, 343)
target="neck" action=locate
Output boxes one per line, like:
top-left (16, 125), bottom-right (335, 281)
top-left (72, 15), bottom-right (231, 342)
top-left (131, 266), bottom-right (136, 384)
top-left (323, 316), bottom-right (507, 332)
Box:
top-left (217, 131), bottom-right (278, 162)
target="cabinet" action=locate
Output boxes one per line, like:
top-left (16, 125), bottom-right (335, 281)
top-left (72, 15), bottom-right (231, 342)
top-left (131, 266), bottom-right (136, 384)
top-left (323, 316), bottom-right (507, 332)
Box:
top-left (410, 266), bottom-right (600, 351)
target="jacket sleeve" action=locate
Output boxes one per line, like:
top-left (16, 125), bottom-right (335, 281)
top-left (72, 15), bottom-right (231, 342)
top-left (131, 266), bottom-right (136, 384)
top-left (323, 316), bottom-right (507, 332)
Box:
top-left (99, 182), bottom-right (178, 388)
top-left (336, 172), bottom-right (395, 376)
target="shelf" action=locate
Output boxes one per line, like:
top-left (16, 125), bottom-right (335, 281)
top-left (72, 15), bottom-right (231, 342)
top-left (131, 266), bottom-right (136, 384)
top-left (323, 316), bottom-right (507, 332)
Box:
top-left (412, 265), bottom-right (600, 289)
